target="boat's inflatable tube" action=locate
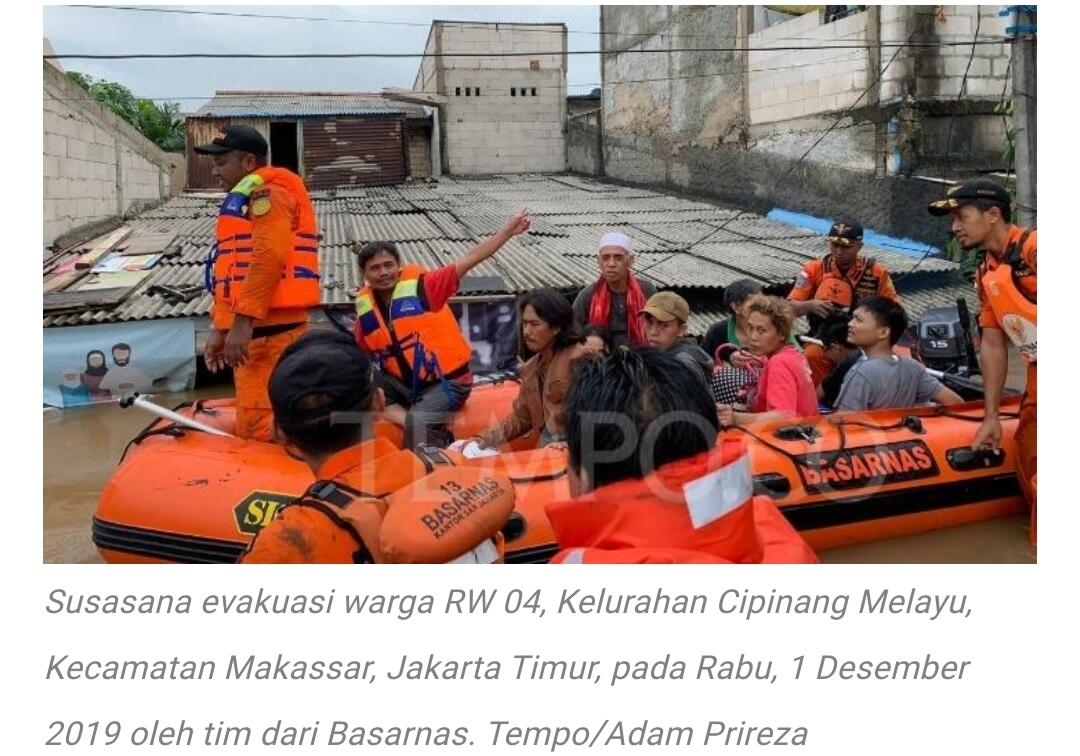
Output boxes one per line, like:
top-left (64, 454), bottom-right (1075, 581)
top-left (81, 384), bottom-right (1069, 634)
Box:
top-left (93, 386), bottom-right (1024, 563)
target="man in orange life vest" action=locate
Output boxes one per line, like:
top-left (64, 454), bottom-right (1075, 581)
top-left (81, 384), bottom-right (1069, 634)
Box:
top-left (195, 126), bottom-right (320, 441)
top-left (239, 330), bottom-right (514, 564)
top-left (353, 210), bottom-right (531, 449)
top-left (544, 348), bottom-right (817, 564)
top-left (929, 177), bottom-right (1036, 535)
top-left (787, 221), bottom-right (900, 385)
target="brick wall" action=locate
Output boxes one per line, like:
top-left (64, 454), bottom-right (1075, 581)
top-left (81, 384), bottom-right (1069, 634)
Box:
top-left (43, 62), bottom-right (177, 248)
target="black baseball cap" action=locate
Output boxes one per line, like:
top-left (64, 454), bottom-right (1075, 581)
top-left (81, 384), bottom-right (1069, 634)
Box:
top-left (269, 331), bottom-right (375, 436)
top-left (928, 177), bottom-right (1011, 215)
top-left (826, 221), bottom-right (863, 246)
top-left (194, 125), bottom-right (268, 157)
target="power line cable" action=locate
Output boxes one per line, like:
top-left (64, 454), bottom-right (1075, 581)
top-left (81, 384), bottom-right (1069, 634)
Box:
top-left (896, 8), bottom-right (983, 280)
top-left (637, 24), bottom-right (923, 280)
top-left (71, 4), bottom-right (1010, 45)
top-left (43, 38), bottom-right (1009, 61)
top-left (46, 50), bottom-right (876, 104)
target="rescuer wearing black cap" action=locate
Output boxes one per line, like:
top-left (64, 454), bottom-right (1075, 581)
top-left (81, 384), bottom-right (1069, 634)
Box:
top-left (786, 219), bottom-right (901, 385)
top-left (239, 330), bottom-right (515, 564)
top-left (195, 125), bottom-right (321, 442)
top-left (929, 177), bottom-right (1037, 542)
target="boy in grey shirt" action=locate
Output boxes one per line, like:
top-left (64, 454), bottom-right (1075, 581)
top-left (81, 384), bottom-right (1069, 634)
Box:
top-left (835, 297), bottom-right (962, 412)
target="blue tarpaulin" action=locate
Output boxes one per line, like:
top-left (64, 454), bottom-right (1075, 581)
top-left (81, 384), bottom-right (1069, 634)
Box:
top-left (765, 209), bottom-right (940, 258)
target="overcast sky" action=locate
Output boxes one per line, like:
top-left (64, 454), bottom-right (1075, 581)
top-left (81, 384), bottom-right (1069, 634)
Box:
top-left (43, 4), bottom-right (601, 112)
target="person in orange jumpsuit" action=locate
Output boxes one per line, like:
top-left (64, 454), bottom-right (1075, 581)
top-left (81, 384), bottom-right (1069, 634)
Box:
top-left (239, 330), bottom-right (513, 564)
top-left (544, 348), bottom-right (817, 564)
top-left (787, 221), bottom-right (900, 385)
top-left (929, 177), bottom-right (1036, 541)
top-left (195, 126), bottom-right (320, 441)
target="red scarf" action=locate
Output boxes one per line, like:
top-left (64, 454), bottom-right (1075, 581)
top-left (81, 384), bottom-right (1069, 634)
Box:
top-left (588, 275), bottom-right (648, 347)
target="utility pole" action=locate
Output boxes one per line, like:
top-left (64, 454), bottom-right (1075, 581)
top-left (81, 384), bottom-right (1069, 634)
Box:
top-left (1010, 6), bottom-right (1037, 228)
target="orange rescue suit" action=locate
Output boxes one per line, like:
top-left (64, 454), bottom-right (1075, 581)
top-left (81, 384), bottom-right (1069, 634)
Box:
top-left (208, 166), bottom-right (320, 441)
top-left (239, 440), bottom-right (514, 563)
top-left (545, 438), bottom-right (818, 564)
top-left (788, 254), bottom-right (900, 385)
top-left (354, 265), bottom-right (472, 389)
top-left (977, 226), bottom-right (1036, 539)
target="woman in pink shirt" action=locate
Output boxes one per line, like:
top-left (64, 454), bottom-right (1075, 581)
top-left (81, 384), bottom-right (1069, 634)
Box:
top-left (716, 294), bottom-right (820, 427)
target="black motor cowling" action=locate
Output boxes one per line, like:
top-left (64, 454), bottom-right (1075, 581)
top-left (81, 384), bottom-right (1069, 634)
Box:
top-left (915, 299), bottom-right (979, 376)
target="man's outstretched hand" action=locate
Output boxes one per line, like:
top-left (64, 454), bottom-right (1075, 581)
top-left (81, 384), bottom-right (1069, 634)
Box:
top-left (503, 209), bottom-right (531, 237)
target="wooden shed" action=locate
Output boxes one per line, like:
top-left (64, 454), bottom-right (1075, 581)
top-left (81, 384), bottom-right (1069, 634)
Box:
top-left (185, 91), bottom-right (431, 190)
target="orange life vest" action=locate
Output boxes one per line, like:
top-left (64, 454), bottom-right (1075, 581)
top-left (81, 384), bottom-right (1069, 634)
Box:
top-left (239, 464), bottom-right (514, 564)
top-left (980, 228), bottom-right (1036, 364)
top-left (813, 255), bottom-right (883, 309)
top-left (354, 264), bottom-right (472, 388)
top-left (208, 166), bottom-right (321, 330)
top-left (545, 438), bottom-right (818, 564)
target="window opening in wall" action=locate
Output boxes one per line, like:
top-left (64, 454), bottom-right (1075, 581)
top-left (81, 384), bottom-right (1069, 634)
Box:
top-left (825, 5), bottom-right (866, 23)
top-left (510, 88), bottom-right (516, 96)
top-left (531, 88), bottom-right (537, 97)
top-left (455, 87), bottom-right (461, 96)
top-left (269, 121), bottom-right (299, 174)
top-left (466, 87), bottom-right (471, 96)
top-left (475, 87), bottom-right (481, 96)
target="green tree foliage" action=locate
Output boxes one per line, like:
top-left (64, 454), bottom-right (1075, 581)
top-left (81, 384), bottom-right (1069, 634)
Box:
top-left (66, 71), bottom-right (184, 152)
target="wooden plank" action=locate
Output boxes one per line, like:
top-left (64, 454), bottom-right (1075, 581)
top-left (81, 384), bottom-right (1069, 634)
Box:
top-left (43, 269), bottom-right (89, 294)
top-left (43, 287), bottom-right (134, 313)
top-left (76, 270), bottom-right (150, 291)
top-left (74, 226), bottom-right (132, 270)
top-left (117, 229), bottom-right (178, 256)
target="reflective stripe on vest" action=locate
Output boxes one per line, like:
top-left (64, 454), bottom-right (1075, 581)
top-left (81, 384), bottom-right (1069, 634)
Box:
top-left (559, 548), bottom-right (586, 564)
top-left (682, 452), bottom-right (753, 529)
top-left (207, 167), bottom-right (320, 323)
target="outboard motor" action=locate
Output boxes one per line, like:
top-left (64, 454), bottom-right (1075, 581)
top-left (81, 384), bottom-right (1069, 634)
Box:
top-left (915, 299), bottom-right (979, 377)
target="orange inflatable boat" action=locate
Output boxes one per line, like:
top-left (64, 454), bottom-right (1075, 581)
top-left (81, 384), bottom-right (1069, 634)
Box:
top-left (93, 379), bottom-right (567, 564)
top-left (92, 377), bottom-right (1025, 563)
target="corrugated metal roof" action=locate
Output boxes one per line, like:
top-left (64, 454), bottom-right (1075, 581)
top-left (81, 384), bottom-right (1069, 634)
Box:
top-left (44, 174), bottom-right (966, 329)
top-left (351, 213), bottom-right (444, 243)
top-left (193, 91), bottom-right (428, 119)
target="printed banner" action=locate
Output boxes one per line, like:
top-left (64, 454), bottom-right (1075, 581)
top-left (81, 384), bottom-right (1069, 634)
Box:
top-left (43, 319), bottom-right (197, 408)
top-left (452, 299), bottom-right (519, 373)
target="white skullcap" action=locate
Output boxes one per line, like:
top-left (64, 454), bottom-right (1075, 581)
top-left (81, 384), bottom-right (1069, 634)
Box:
top-left (598, 232), bottom-right (633, 253)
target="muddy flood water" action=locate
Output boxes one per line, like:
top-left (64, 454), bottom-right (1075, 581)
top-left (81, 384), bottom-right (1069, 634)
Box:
top-left (43, 387), bottom-right (1035, 565)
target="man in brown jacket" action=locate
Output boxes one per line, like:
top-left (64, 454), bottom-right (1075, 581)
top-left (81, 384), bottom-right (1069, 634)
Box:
top-left (474, 290), bottom-right (587, 449)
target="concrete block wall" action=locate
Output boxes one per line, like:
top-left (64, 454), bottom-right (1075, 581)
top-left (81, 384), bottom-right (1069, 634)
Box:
top-left (912, 5), bottom-right (1011, 101)
top-left (601, 5), bottom-right (743, 185)
top-left (421, 22), bottom-right (567, 174)
top-left (749, 10), bottom-right (872, 125)
top-left (43, 62), bottom-right (177, 248)
top-left (598, 5), bottom-right (1019, 244)
top-left (567, 118), bottom-right (601, 176)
